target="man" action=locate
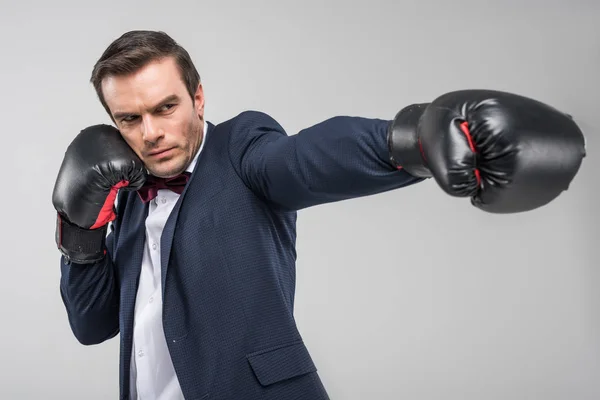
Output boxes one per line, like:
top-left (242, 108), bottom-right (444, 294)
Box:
top-left (52, 30), bottom-right (586, 400)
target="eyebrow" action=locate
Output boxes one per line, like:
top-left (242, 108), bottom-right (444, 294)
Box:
top-left (113, 94), bottom-right (180, 120)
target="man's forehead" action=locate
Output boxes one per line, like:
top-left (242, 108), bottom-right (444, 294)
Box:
top-left (102, 62), bottom-right (183, 110)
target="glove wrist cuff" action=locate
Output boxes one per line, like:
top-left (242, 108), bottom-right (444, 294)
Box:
top-left (388, 103), bottom-right (433, 178)
top-left (55, 213), bottom-right (107, 264)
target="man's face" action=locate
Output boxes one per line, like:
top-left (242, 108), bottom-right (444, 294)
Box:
top-left (101, 56), bottom-right (204, 178)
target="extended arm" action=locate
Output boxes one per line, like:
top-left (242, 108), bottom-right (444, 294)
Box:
top-left (229, 88), bottom-right (586, 214)
top-left (228, 111), bottom-right (424, 211)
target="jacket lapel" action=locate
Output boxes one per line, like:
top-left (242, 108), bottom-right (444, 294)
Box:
top-left (160, 121), bottom-right (215, 297)
top-left (114, 193), bottom-right (149, 394)
top-left (116, 195), bottom-right (149, 298)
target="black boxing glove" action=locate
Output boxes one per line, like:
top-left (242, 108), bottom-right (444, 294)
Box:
top-left (387, 89), bottom-right (586, 213)
top-left (52, 124), bottom-right (147, 263)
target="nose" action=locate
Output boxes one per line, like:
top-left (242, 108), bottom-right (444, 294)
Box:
top-left (141, 115), bottom-right (163, 143)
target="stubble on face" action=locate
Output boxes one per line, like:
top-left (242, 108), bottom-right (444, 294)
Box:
top-left (100, 56), bottom-right (206, 178)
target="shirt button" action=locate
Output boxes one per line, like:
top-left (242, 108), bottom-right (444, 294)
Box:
top-left (152, 243), bottom-right (157, 250)
top-left (138, 350), bottom-right (144, 357)
top-left (161, 198), bottom-right (167, 204)
top-left (149, 297), bottom-right (154, 303)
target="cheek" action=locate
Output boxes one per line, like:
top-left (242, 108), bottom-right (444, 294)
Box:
top-left (171, 112), bottom-right (196, 141)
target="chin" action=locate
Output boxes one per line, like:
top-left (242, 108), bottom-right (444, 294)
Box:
top-left (149, 160), bottom-right (187, 178)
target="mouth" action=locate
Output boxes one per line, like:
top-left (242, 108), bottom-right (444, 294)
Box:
top-left (147, 147), bottom-right (175, 158)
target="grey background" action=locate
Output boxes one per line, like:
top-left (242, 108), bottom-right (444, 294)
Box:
top-left (1, 0), bottom-right (599, 399)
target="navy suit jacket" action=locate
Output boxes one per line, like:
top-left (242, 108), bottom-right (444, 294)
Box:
top-left (59, 110), bottom-right (423, 399)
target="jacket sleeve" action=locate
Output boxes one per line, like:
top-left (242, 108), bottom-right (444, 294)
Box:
top-left (227, 111), bottom-right (425, 211)
top-left (59, 210), bottom-right (121, 346)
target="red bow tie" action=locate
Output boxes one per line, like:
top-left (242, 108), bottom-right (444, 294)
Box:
top-left (137, 172), bottom-right (191, 203)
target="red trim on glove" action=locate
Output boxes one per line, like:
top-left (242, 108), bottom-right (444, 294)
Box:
top-left (418, 138), bottom-right (427, 162)
top-left (89, 180), bottom-right (129, 229)
top-left (459, 121), bottom-right (481, 186)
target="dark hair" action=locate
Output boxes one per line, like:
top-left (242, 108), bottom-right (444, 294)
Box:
top-left (90, 30), bottom-right (201, 119)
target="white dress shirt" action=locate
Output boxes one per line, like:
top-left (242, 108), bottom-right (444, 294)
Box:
top-left (129, 120), bottom-right (208, 400)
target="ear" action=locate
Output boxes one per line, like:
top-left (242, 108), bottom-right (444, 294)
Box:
top-left (194, 83), bottom-right (205, 117)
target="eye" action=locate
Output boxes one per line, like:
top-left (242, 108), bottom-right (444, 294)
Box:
top-left (122, 115), bottom-right (138, 123)
top-left (158, 104), bottom-right (176, 112)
